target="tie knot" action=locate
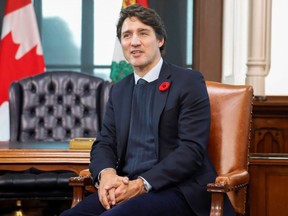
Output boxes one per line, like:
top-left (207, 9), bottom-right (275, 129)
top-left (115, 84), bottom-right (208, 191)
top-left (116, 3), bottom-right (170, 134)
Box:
top-left (137, 78), bottom-right (148, 85)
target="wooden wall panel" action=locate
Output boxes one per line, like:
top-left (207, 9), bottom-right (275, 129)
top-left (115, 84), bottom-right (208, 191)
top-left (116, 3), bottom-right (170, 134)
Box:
top-left (249, 96), bottom-right (288, 215)
top-left (193, 0), bottom-right (223, 82)
top-left (249, 159), bottom-right (288, 216)
top-left (251, 96), bottom-right (288, 154)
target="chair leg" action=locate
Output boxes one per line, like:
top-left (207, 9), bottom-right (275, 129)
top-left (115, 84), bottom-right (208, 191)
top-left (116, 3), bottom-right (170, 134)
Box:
top-left (209, 192), bottom-right (224, 216)
top-left (71, 186), bottom-right (85, 208)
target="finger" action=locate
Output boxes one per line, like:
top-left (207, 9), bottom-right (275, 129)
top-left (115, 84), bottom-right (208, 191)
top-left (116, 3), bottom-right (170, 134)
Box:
top-left (98, 188), bottom-right (111, 210)
top-left (104, 183), bottom-right (118, 191)
top-left (122, 176), bottom-right (129, 184)
top-left (108, 187), bottom-right (116, 206)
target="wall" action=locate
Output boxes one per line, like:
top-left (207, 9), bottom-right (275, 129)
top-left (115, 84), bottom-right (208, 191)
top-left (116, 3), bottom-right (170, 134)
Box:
top-left (266, 0), bottom-right (288, 95)
top-left (222, 0), bottom-right (288, 96)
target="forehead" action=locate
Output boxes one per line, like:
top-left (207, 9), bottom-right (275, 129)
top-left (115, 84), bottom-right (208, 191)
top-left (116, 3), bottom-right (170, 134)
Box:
top-left (121, 17), bottom-right (153, 33)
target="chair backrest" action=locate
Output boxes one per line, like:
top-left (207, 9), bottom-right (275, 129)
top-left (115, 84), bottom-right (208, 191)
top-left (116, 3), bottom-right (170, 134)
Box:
top-left (206, 81), bottom-right (253, 213)
top-left (9, 71), bottom-right (110, 142)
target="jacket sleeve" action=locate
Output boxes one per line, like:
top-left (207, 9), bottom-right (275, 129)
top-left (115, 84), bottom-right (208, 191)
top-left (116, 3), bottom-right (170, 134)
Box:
top-left (89, 85), bottom-right (118, 184)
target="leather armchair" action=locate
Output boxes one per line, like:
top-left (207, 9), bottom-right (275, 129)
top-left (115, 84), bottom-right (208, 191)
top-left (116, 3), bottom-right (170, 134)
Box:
top-left (0, 71), bottom-right (111, 200)
top-left (68, 81), bottom-right (253, 215)
top-left (206, 81), bottom-right (253, 215)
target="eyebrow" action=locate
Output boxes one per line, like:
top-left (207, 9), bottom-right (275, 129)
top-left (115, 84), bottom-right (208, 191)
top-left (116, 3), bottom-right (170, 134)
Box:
top-left (138, 28), bottom-right (150, 32)
top-left (122, 27), bottom-right (151, 35)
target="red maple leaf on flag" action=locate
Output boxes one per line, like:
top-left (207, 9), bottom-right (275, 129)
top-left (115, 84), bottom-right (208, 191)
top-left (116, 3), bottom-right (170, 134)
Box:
top-left (0, 0), bottom-right (45, 104)
top-left (0, 32), bottom-right (45, 103)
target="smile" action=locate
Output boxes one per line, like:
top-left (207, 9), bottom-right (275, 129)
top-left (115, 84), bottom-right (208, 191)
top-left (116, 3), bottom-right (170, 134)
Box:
top-left (131, 50), bottom-right (142, 54)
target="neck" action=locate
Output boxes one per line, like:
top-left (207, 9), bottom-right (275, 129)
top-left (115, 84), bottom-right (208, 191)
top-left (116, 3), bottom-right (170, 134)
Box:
top-left (134, 56), bottom-right (162, 77)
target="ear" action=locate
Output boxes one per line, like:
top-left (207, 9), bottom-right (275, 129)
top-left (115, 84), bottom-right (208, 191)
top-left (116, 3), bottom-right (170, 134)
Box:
top-left (158, 38), bottom-right (164, 48)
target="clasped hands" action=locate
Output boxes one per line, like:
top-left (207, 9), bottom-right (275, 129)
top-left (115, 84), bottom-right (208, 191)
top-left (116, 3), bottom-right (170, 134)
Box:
top-left (98, 169), bottom-right (147, 210)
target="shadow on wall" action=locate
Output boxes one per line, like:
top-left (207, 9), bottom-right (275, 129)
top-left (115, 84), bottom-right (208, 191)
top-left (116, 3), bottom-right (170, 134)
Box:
top-left (42, 17), bottom-right (80, 65)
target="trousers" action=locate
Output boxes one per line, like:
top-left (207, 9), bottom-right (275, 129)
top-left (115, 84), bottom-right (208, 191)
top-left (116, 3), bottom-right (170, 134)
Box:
top-left (60, 187), bottom-right (196, 216)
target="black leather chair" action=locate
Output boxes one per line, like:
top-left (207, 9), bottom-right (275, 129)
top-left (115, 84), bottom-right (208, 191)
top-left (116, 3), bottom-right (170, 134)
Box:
top-left (0, 71), bottom-right (111, 200)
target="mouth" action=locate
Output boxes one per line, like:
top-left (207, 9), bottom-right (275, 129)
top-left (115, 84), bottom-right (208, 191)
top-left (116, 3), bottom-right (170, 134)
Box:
top-left (131, 50), bottom-right (143, 55)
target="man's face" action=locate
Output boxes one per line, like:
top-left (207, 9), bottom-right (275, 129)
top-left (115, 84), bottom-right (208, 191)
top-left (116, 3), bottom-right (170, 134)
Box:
top-left (120, 17), bottom-right (164, 76)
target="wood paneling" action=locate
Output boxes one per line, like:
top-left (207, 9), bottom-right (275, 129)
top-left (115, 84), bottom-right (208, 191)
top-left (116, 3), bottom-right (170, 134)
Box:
top-left (249, 96), bottom-right (288, 216)
top-left (249, 157), bottom-right (288, 216)
top-left (193, 0), bottom-right (223, 81)
top-left (251, 96), bottom-right (288, 154)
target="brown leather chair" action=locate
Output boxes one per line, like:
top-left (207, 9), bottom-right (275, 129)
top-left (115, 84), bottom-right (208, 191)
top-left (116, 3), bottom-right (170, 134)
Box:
top-left (206, 81), bottom-right (253, 215)
top-left (68, 81), bottom-right (253, 216)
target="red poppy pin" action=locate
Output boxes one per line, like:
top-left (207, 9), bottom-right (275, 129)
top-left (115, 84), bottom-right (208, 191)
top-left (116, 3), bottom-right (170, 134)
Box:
top-left (159, 82), bottom-right (170, 92)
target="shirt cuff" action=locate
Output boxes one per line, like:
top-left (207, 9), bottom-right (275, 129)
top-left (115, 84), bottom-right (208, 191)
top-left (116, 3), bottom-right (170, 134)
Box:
top-left (138, 176), bottom-right (153, 192)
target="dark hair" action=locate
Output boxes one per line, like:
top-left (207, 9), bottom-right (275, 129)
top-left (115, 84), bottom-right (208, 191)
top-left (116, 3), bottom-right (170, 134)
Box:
top-left (116, 4), bottom-right (167, 55)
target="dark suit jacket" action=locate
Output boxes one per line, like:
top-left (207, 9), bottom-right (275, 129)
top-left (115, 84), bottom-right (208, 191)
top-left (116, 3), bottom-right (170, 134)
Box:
top-left (90, 61), bottom-right (234, 215)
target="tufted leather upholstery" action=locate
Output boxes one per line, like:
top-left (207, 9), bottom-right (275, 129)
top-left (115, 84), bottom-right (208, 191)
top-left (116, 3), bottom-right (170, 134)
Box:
top-left (9, 71), bottom-right (109, 142)
top-left (0, 71), bottom-right (111, 200)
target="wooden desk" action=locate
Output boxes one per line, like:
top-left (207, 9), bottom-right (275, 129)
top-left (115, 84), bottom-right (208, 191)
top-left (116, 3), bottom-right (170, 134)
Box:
top-left (0, 141), bottom-right (90, 174)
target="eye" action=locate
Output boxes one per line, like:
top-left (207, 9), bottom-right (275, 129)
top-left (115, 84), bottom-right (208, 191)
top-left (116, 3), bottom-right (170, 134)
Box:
top-left (122, 33), bottom-right (131, 39)
top-left (139, 30), bottom-right (149, 36)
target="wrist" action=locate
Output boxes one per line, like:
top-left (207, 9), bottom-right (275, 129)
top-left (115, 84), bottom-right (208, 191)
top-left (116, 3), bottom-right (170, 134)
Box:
top-left (137, 176), bottom-right (152, 193)
top-left (95, 168), bottom-right (116, 189)
top-left (98, 168), bottom-right (116, 182)
top-left (136, 178), bottom-right (148, 194)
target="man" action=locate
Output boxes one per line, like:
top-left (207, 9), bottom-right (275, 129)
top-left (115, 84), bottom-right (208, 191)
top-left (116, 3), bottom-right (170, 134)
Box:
top-left (61, 4), bottom-right (235, 216)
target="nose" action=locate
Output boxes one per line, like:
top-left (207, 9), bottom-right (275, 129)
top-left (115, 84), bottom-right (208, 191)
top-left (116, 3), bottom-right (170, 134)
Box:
top-left (131, 34), bottom-right (141, 46)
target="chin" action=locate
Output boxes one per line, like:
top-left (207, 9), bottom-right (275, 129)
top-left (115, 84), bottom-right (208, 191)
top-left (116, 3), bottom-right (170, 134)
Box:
top-left (130, 59), bottom-right (147, 67)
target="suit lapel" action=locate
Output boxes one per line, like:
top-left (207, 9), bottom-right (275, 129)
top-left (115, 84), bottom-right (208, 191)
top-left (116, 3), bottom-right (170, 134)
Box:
top-left (118, 76), bottom-right (134, 169)
top-left (153, 62), bottom-right (172, 155)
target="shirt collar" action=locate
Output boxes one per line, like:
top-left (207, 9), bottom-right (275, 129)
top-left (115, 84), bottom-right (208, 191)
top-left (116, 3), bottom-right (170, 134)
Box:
top-left (134, 58), bottom-right (163, 85)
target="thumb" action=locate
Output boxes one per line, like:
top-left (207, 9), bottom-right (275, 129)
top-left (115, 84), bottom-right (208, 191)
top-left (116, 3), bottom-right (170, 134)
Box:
top-left (122, 176), bottom-right (129, 184)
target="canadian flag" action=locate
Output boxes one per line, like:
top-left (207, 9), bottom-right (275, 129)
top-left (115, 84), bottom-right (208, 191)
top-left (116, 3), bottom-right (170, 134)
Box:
top-left (0, 0), bottom-right (45, 141)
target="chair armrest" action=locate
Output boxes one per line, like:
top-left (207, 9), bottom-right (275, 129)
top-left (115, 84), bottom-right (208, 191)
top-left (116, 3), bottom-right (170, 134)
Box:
top-left (69, 169), bottom-right (92, 186)
top-left (214, 170), bottom-right (249, 190)
top-left (69, 169), bottom-right (96, 208)
top-left (207, 170), bottom-right (249, 216)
